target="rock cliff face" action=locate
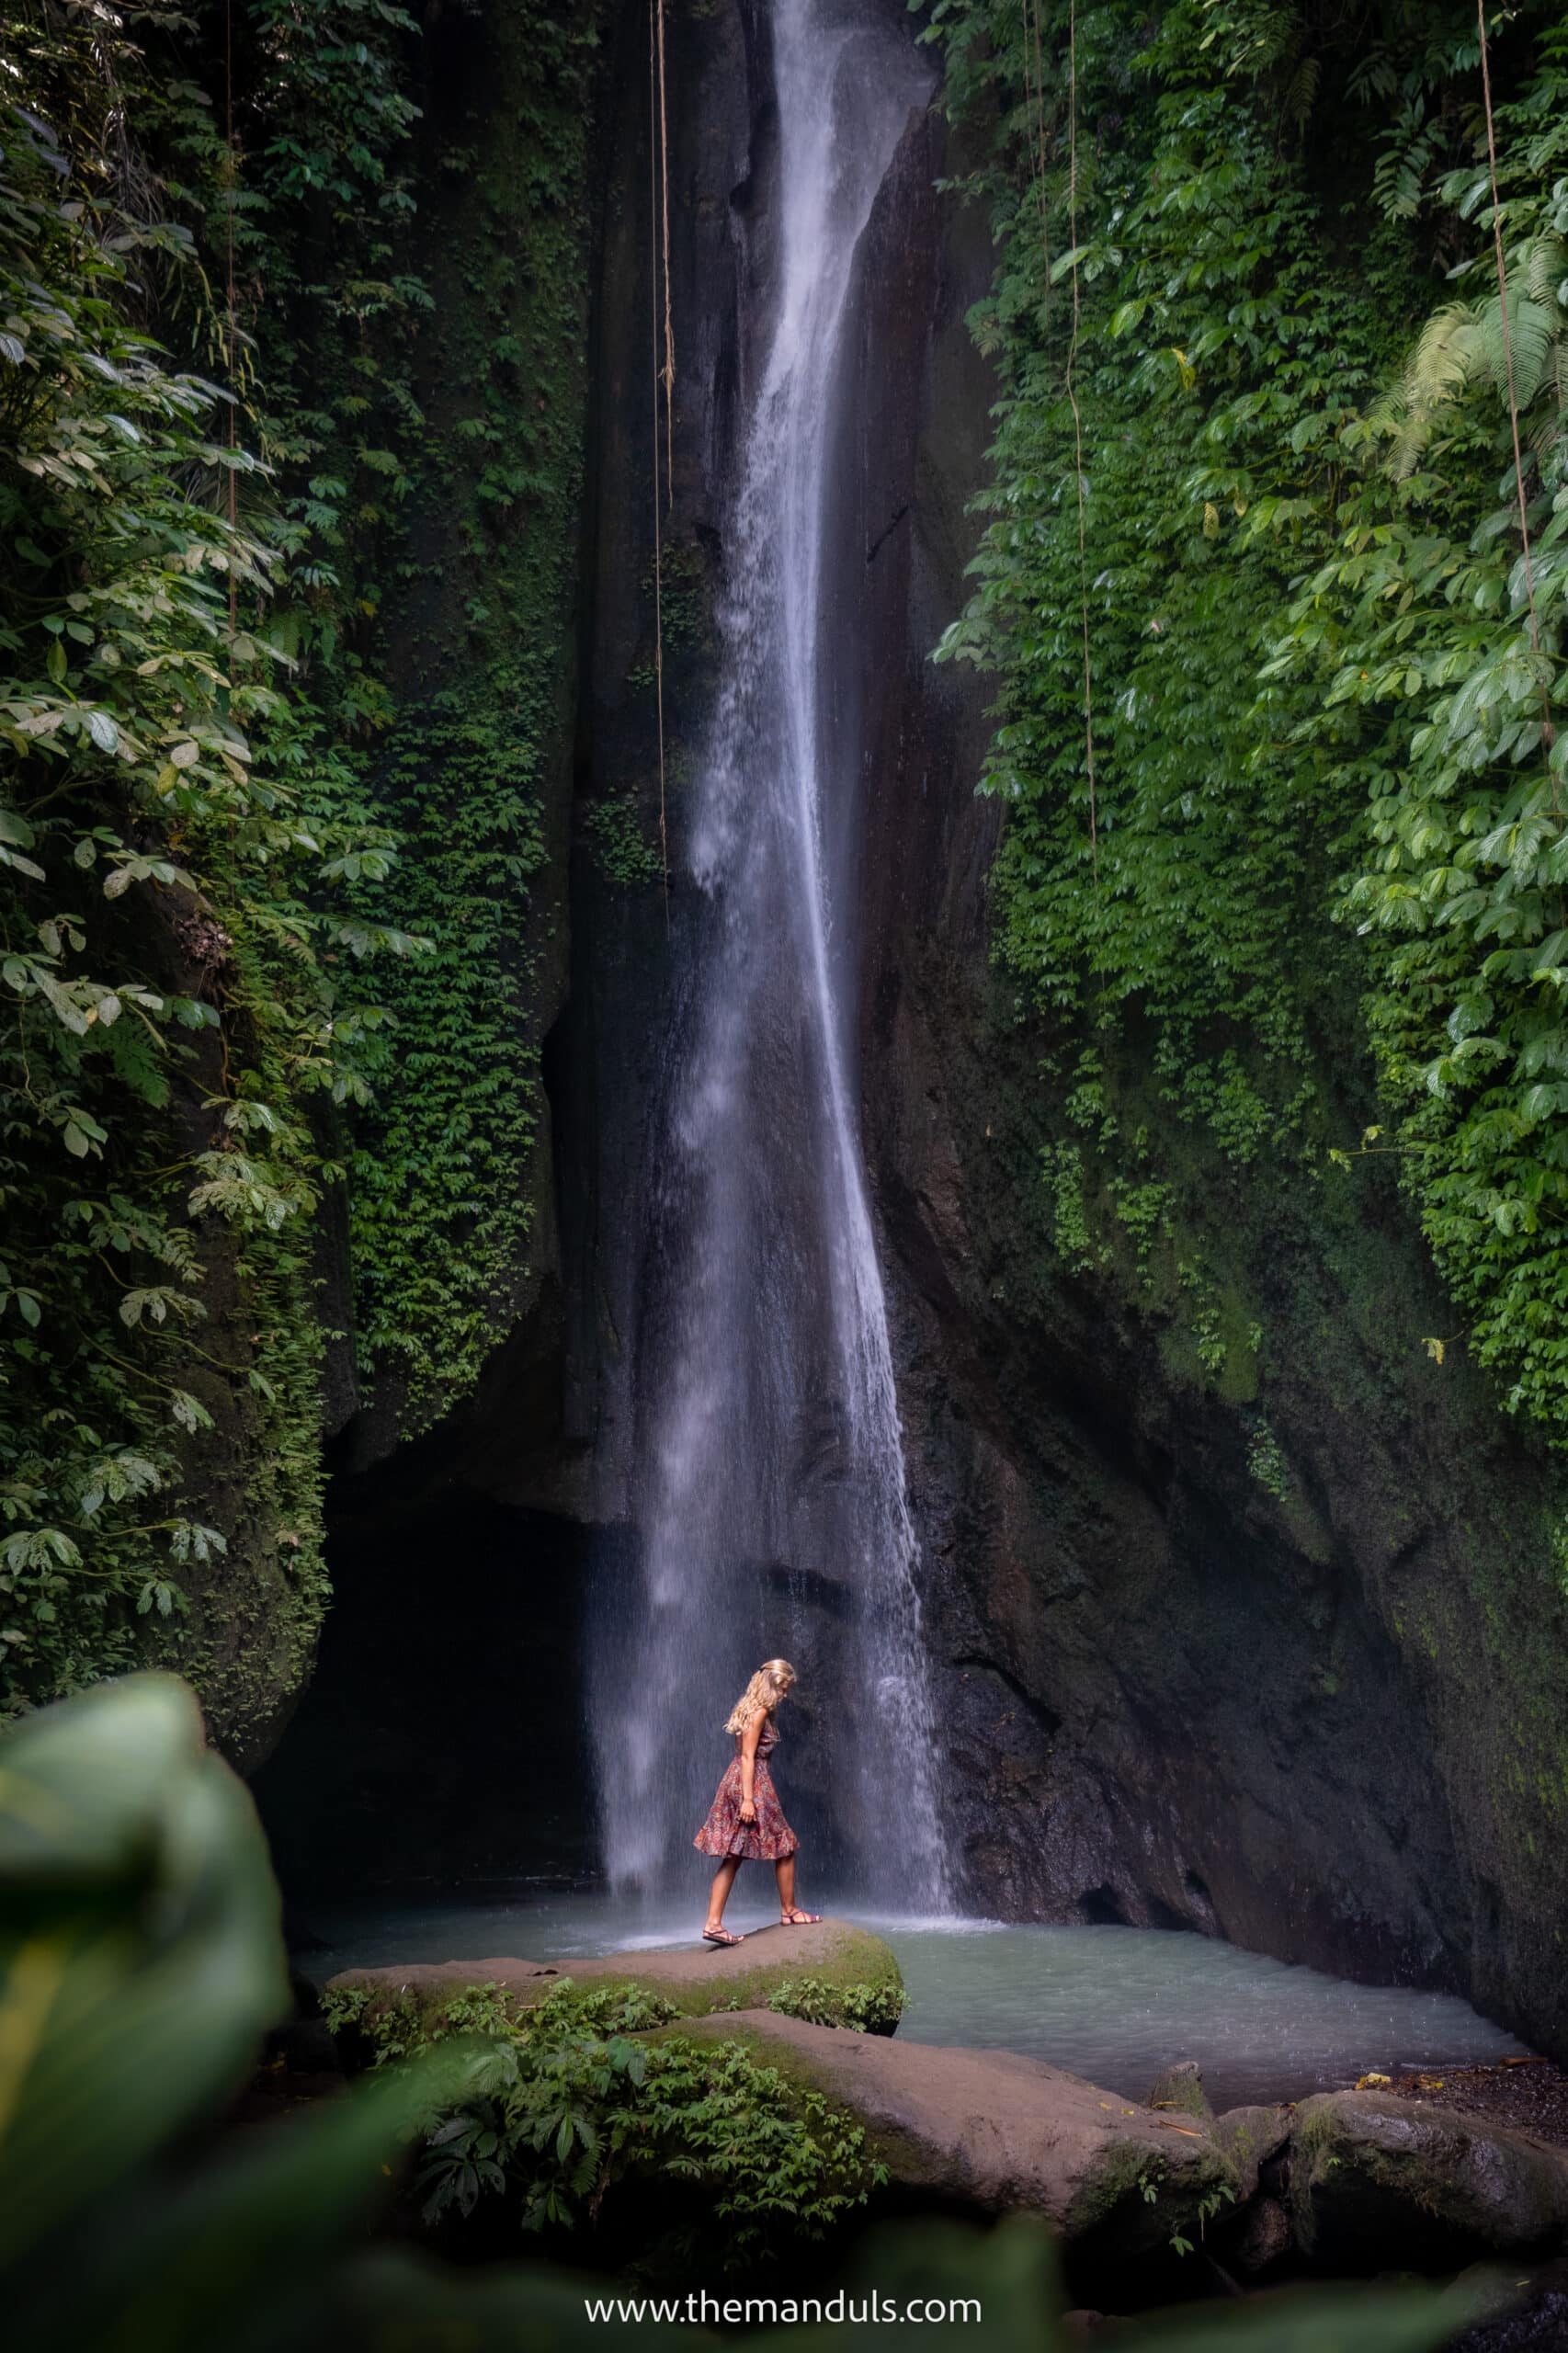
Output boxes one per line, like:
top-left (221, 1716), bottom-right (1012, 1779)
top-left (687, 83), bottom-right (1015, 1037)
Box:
top-left (263, 0), bottom-right (1568, 2063)
top-left (831, 17), bottom-right (1568, 2060)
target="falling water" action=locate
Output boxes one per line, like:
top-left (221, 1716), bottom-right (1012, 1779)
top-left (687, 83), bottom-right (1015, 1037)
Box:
top-left (589, 0), bottom-right (947, 1907)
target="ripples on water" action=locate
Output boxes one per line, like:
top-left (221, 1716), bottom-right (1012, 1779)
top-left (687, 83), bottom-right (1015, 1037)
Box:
top-left (297, 1893), bottom-right (1525, 2111)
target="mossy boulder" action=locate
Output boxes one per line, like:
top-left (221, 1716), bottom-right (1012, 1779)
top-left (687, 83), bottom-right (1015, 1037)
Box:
top-left (1291, 2090), bottom-right (1568, 2269)
top-left (670, 2011), bottom-right (1239, 2261)
top-left (1146, 2060), bottom-right (1214, 2125)
top-left (325, 1916), bottom-right (903, 2049)
top-left (1211, 2102), bottom-right (1291, 2201)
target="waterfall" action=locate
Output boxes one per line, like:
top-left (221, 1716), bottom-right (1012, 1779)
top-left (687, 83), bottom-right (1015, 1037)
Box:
top-left (589, 0), bottom-right (946, 1912)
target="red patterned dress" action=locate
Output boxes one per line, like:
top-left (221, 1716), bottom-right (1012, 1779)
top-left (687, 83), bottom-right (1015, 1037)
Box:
top-left (693, 1712), bottom-right (799, 1862)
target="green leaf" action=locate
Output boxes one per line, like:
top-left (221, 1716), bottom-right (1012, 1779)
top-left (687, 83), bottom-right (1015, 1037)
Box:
top-left (16, 2054), bottom-right (475, 2353)
top-left (0, 1677), bottom-right (290, 2269)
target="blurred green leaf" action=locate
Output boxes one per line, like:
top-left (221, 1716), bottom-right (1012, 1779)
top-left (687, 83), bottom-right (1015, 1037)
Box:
top-left (0, 1675), bottom-right (288, 2267)
top-left (1131, 2279), bottom-right (1488, 2352)
top-left (14, 2052), bottom-right (472, 2353)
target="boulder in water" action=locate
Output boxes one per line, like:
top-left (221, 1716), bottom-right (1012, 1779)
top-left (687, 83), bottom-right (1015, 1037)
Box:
top-left (1290, 2090), bottom-right (1568, 2268)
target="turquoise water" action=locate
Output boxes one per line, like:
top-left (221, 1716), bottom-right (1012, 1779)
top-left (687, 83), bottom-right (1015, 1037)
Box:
top-left (295, 1893), bottom-right (1527, 2111)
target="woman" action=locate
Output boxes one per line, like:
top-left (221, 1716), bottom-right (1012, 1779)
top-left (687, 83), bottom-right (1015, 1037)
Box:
top-left (693, 1657), bottom-right (822, 1945)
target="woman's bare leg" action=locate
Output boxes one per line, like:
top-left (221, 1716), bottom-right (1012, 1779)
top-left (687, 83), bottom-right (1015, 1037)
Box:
top-left (707, 1857), bottom-right (742, 1930)
top-left (775, 1855), bottom-right (796, 1916)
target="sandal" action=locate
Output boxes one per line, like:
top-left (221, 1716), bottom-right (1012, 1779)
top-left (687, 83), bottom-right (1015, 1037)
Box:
top-left (702, 1926), bottom-right (745, 1948)
top-left (779, 1909), bottom-right (822, 1926)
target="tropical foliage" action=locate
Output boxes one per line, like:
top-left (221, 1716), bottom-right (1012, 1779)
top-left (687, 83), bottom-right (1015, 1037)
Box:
top-left (325, 1970), bottom-right (887, 2262)
top-left (920, 0), bottom-right (1568, 1438)
top-left (0, 1), bottom-right (415, 1724)
top-left (0, 0), bottom-right (597, 1723)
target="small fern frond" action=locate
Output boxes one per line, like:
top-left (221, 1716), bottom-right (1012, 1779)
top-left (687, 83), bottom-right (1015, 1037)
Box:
top-left (1402, 302), bottom-right (1485, 411)
top-left (1481, 292), bottom-right (1555, 406)
top-left (1525, 233), bottom-right (1568, 312)
top-left (1377, 306), bottom-right (1483, 478)
top-left (1372, 98), bottom-right (1437, 222)
top-left (1283, 54), bottom-right (1321, 134)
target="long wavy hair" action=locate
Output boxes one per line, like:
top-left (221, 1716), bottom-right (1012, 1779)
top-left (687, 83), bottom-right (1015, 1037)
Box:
top-left (724, 1658), bottom-right (796, 1735)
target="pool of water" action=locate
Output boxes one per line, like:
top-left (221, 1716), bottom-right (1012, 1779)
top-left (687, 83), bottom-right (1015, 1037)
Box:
top-left (295, 1892), bottom-right (1527, 2112)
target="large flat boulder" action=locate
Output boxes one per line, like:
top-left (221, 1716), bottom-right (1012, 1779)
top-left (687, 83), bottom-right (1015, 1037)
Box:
top-left (326, 1916), bottom-right (903, 2038)
top-left (1292, 2090), bottom-right (1568, 2268)
top-left (673, 2010), bottom-right (1239, 2259)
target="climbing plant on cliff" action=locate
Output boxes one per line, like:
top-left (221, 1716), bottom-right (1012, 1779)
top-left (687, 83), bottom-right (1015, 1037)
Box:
top-left (339, 0), bottom-right (603, 1430)
top-left (922, 0), bottom-right (1568, 1440)
top-left (1270, 26), bottom-right (1568, 1430)
top-left (0, 0), bottom-right (426, 1730)
top-left (1, 0), bottom-right (606, 1724)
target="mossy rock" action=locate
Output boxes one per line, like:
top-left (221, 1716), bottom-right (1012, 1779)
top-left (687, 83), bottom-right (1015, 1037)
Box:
top-left (1146, 2060), bottom-right (1214, 2124)
top-left (325, 1916), bottom-right (903, 2049)
top-left (668, 2010), bottom-right (1240, 2261)
top-left (1211, 2103), bottom-right (1291, 2201)
top-left (1290, 2090), bottom-right (1568, 2270)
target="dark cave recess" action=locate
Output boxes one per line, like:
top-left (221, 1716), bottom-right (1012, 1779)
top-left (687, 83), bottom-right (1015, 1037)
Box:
top-left (252, 1497), bottom-right (602, 1903)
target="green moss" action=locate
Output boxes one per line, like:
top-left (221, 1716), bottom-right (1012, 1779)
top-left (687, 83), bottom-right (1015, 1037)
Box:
top-left (1146, 2064), bottom-right (1214, 2124)
top-left (1061, 2135), bottom-right (1238, 2256)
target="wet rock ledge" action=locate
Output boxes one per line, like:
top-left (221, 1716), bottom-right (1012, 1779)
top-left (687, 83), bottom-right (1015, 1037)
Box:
top-left (326, 1916), bottom-right (903, 2036)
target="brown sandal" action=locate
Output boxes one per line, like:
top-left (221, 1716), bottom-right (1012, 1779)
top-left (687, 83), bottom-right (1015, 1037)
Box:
top-left (779, 1909), bottom-right (821, 1926)
top-left (702, 1926), bottom-right (744, 1947)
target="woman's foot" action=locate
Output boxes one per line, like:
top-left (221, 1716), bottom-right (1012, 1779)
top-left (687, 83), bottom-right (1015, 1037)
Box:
top-left (779, 1908), bottom-right (821, 1926)
top-left (702, 1923), bottom-right (744, 1947)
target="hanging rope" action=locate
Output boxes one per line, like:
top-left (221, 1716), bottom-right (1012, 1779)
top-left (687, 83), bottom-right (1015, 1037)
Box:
top-left (1063, 0), bottom-right (1097, 876)
top-left (656, 0), bottom-right (675, 503)
top-left (649, 2), bottom-right (670, 917)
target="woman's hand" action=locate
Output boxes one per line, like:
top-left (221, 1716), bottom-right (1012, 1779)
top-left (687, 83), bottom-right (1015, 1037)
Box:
top-left (739, 1798), bottom-right (757, 1824)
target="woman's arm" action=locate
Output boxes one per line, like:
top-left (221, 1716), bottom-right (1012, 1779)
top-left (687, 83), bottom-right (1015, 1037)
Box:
top-left (739, 1711), bottom-right (764, 1820)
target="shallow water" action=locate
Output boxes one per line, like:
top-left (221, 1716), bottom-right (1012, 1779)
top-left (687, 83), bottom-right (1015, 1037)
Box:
top-left (296, 1892), bottom-right (1526, 2111)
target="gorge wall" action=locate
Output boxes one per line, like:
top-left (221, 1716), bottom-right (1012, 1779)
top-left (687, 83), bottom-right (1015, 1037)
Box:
top-left (256, 0), bottom-right (1568, 2063)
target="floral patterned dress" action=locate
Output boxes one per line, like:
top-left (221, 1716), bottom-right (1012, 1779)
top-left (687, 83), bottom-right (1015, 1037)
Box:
top-left (693, 1713), bottom-right (798, 1862)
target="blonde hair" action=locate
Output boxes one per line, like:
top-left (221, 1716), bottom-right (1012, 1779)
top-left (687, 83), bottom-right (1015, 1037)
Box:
top-left (724, 1658), bottom-right (796, 1735)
